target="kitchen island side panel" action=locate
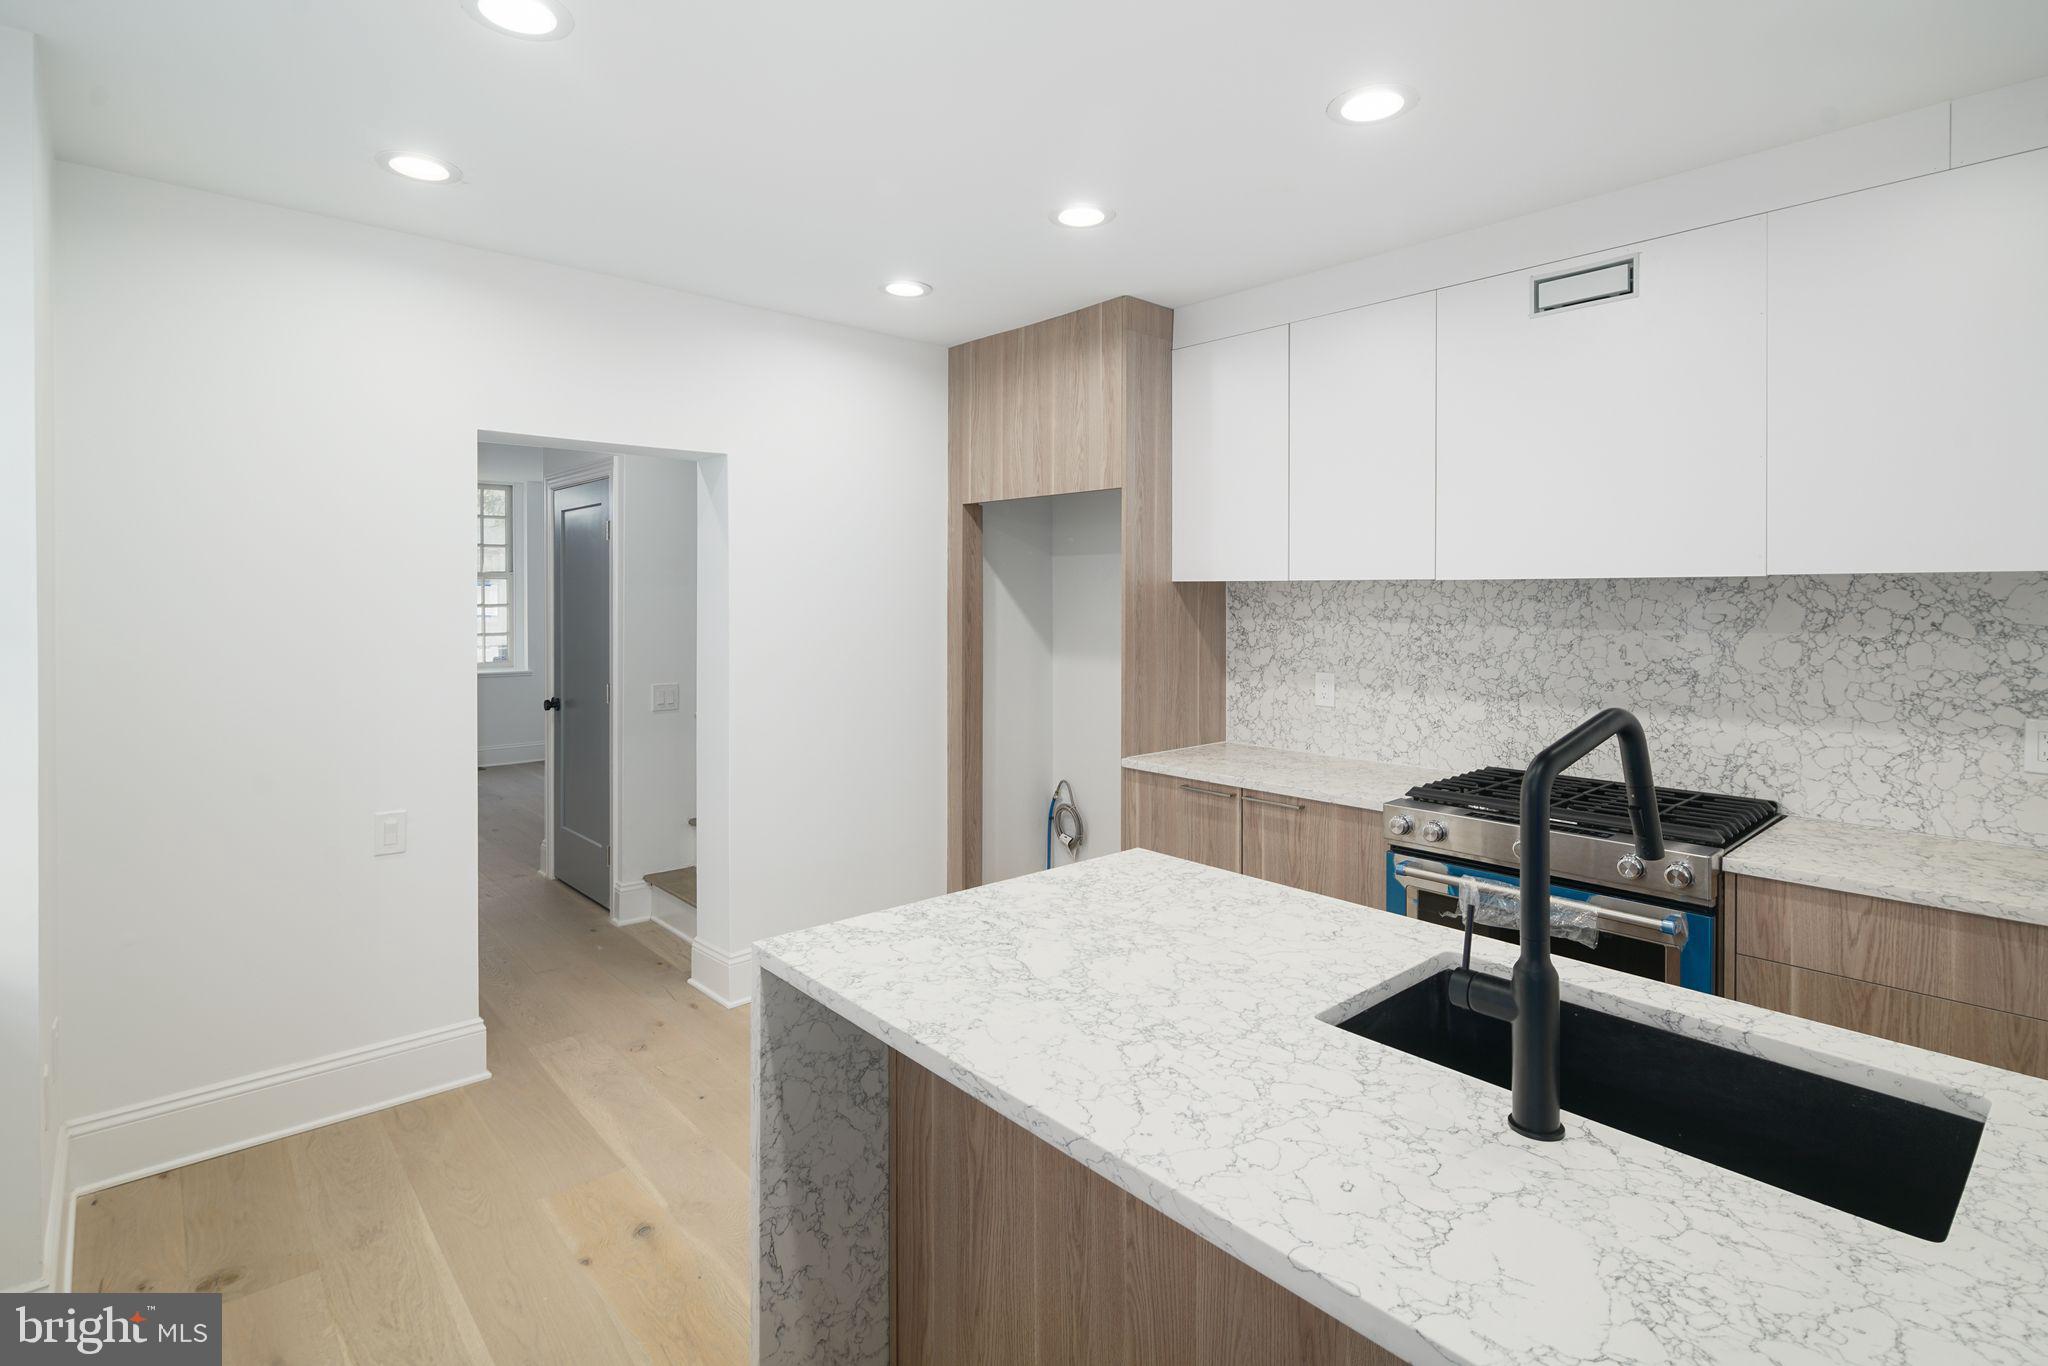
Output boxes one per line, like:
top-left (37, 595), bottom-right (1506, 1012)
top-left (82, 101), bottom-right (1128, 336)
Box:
top-left (755, 968), bottom-right (892, 1366)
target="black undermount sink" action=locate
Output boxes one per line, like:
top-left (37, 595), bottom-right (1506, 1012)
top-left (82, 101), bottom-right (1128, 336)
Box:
top-left (1339, 969), bottom-right (1984, 1241)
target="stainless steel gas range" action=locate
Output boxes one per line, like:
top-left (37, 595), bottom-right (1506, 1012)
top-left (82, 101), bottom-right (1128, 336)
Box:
top-left (1380, 768), bottom-right (1783, 994)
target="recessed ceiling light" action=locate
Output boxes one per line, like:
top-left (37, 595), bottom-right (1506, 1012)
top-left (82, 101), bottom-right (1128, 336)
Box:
top-left (1053, 204), bottom-right (1113, 229)
top-left (1328, 85), bottom-right (1414, 124)
top-left (464, 0), bottom-right (574, 39)
top-left (882, 280), bottom-right (932, 298)
top-left (382, 152), bottom-right (461, 184)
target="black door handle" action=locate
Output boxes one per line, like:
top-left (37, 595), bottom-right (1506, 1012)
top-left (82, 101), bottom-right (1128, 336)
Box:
top-left (542, 696), bottom-right (561, 711)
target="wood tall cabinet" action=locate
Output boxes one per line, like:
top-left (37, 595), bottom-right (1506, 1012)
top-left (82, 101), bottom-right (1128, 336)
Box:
top-left (948, 298), bottom-right (1228, 891)
top-left (1729, 875), bottom-right (2048, 1079)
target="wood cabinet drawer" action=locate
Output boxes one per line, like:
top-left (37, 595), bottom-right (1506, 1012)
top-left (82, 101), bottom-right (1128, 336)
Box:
top-left (1734, 875), bottom-right (2048, 1019)
top-left (1121, 770), bottom-right (1241, 873)
top-left (1737, 956), bottom-right (2048, 1080)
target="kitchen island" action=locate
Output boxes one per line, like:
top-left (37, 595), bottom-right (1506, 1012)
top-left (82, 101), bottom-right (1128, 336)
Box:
top-left (752, 850), bottom-right (2048, 1365)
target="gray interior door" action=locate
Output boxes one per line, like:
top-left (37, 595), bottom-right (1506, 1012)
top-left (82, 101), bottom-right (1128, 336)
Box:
top-left (552, 478), bottom-right (611, 907)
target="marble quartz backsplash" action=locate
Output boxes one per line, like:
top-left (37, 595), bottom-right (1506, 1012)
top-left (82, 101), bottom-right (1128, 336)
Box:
top-left (1227, 572), bottom-right (2048, 849)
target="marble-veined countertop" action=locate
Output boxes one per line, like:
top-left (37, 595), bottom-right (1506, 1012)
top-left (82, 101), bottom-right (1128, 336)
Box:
top-left (1121, 741), bottom-right (1440, 811)
top-left (756, 850), bottom-right (2048, 1366)
top-left (1122, 742), bottom-right (2048, 926)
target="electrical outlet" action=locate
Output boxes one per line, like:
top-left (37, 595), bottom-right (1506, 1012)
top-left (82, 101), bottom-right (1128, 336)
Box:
top-left (373, 810), bottom-right (407, 856)
top-left (2026, 720), bottom-right (2048, 776)
top-left (1314, 673), bottom-right (1337, 708)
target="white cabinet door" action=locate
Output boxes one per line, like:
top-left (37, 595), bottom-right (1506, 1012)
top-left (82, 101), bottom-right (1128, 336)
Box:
top-left (1434, 218), bottom-right (1767, 580)
top-left (1766, 149), bottom-right (2048, 574)
top-left (1172, 326), bottom-right (1289, 581)
top-left (1288, 294), bottom-right (1436, 580)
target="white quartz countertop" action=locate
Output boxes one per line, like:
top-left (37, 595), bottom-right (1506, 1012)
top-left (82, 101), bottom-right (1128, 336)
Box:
top-left (757, 850), bottom-right (2048, 1366)
top-left (1725, 815), bottom-right (2048, 927)
top-left (1124, 742), bottom-right (2048, 926)
top-left (1122, 741), bottom-right (1440, 811)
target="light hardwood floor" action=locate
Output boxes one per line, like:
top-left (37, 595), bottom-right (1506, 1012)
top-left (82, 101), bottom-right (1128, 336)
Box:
top-left (72, 762), bottom-right (753, 1365)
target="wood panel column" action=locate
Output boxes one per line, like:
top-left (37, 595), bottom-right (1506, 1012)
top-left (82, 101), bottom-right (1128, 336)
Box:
top-left (946, 298), bottom-right (1225, 891)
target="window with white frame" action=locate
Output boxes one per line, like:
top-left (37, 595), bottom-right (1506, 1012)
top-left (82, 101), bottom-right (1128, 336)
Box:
top-left (477, 483), bottom-right (517, 667)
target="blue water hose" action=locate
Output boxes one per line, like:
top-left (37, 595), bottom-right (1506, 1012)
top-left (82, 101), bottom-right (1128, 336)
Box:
top-left (1044, 795), bottom-right (1059, 869)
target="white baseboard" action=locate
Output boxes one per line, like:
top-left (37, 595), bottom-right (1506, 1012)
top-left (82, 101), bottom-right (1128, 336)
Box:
top-left (477, 742), bottom-right (544, 767)
top-left (54, 1017), bottom-right (489, 1288)
top-left (648, 884), bottom-right (697, 945)
top-left (685, 937), bottom-right (754, 1009)
top-left (612, 879), bottom-right (653, 926)
top-left (39, 1122), bottom-right (69, 1292)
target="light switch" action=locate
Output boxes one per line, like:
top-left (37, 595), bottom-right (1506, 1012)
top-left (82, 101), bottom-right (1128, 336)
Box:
top-left (2026, 720), bottom-right (2048, 776)
top-left (651, 683), bottom-right (681, 713)
top-left (1314, 673), bottom-right (1337, 708)
top-left (373, 810), bottom-right (407, 856)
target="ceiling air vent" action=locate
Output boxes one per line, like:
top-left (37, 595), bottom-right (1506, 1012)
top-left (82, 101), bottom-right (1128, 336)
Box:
top-left (1532, 256), bottom-right (1637, 314)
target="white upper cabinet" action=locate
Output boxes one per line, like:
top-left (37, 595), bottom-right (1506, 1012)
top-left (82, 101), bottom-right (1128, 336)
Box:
top-left (1172, 325), bottom-right (1289, 581)
top-left (1434, 218), bottom-right (1768, 580)
top-left (1288, 294), bottom-right (1436, 580)
top-left (1765, 149), bottom-right (2048, 575)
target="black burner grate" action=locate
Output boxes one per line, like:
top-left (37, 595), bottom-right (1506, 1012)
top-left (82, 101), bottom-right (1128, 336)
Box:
top-left (1404, 767), bottom-right (1781, 849)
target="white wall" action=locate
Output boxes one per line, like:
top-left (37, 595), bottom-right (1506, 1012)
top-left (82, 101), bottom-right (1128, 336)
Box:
top-left (48, 166), bottom-right (946, 1186)
top-left (980, 491), bottom-right (1121, 884)
top-left (616, 451), bottom-right (697, 886)
top-left (476, 442), bottom-right (547, 767)
top-left (0, 24), bottom-right (49, 1289)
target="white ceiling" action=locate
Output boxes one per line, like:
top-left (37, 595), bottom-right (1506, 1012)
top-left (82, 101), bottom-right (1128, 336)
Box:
top-left (7, 0), bottom-right (2047, 345)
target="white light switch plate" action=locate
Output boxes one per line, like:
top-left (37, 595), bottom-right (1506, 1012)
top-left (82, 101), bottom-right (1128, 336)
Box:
top-left (1314, 673), bottom-right (1336, 708)
top-left (651, 682), bottom-right (681, 712)
top-left (373, 810), bottom-right (407, 856)
top-left (2026, 720), bottom-right (2048, 776)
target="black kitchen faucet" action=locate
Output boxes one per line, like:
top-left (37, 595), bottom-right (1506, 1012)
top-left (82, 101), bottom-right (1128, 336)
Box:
top-left (1446, 708), bottom-right (1666, 1140)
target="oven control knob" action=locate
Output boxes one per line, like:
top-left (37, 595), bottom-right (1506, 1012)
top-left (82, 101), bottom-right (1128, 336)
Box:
top-left (1664, 862), bottom-right (1696, 890)
top-left (1616, 855), bottom-right (1645, 880)
top-left (1387, 814), bottom-right (1414, 837)
top-left (1420, 820), bottom-right (1448, 844)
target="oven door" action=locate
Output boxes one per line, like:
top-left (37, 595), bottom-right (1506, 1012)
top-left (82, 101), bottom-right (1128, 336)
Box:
top-left (1384, 853), bottom-right (1717, 994)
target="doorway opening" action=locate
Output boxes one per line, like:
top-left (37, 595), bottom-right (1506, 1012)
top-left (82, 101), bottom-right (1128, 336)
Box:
top-left (474, 435), bottom-right (730, 995)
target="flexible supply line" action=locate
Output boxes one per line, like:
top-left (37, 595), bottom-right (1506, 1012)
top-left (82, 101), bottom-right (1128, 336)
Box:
top-left (1046, 779), bottom-right (1084, 869)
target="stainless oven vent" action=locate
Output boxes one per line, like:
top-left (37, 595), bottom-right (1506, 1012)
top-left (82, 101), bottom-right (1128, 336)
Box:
top-left (1532, 255), bottom-right (1637, 314)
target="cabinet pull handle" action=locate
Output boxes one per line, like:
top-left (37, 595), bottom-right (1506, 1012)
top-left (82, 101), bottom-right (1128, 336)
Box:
top-left (1177, 783), bottom-right (1236, 800)
top-left (1244, 795), bottom-right (1305, 811)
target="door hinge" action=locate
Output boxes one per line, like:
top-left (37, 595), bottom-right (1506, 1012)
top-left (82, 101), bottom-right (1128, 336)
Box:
top-left (604, 683), bottom-right (612, 704)
top-left (605, 844), bottom-right (612, 867)
top-left (604, 519), bottom-right (612, 542)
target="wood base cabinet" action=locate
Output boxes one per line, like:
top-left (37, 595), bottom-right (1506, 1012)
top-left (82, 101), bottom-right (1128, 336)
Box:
top-left (891, 1051), bottom-right (1402, 1366)
top-left (1123, 771), bottom-right (1391, 907)
top-left (1240, 790), bottom-right (1387, 908)
top-left (1729, 875), bottom-right (2048, 1079)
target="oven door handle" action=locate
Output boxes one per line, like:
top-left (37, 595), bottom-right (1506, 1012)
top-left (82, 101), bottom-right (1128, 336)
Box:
top-left (1391, 859), bottom-right (1690, 948)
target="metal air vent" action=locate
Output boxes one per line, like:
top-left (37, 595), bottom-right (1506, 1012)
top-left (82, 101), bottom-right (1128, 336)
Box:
top-left (1532, 256), bottom-right (1638, 314)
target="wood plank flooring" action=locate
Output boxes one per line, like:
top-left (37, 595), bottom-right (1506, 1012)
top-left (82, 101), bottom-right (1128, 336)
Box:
top-left (72, 763), bottom-right (752, 1366)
